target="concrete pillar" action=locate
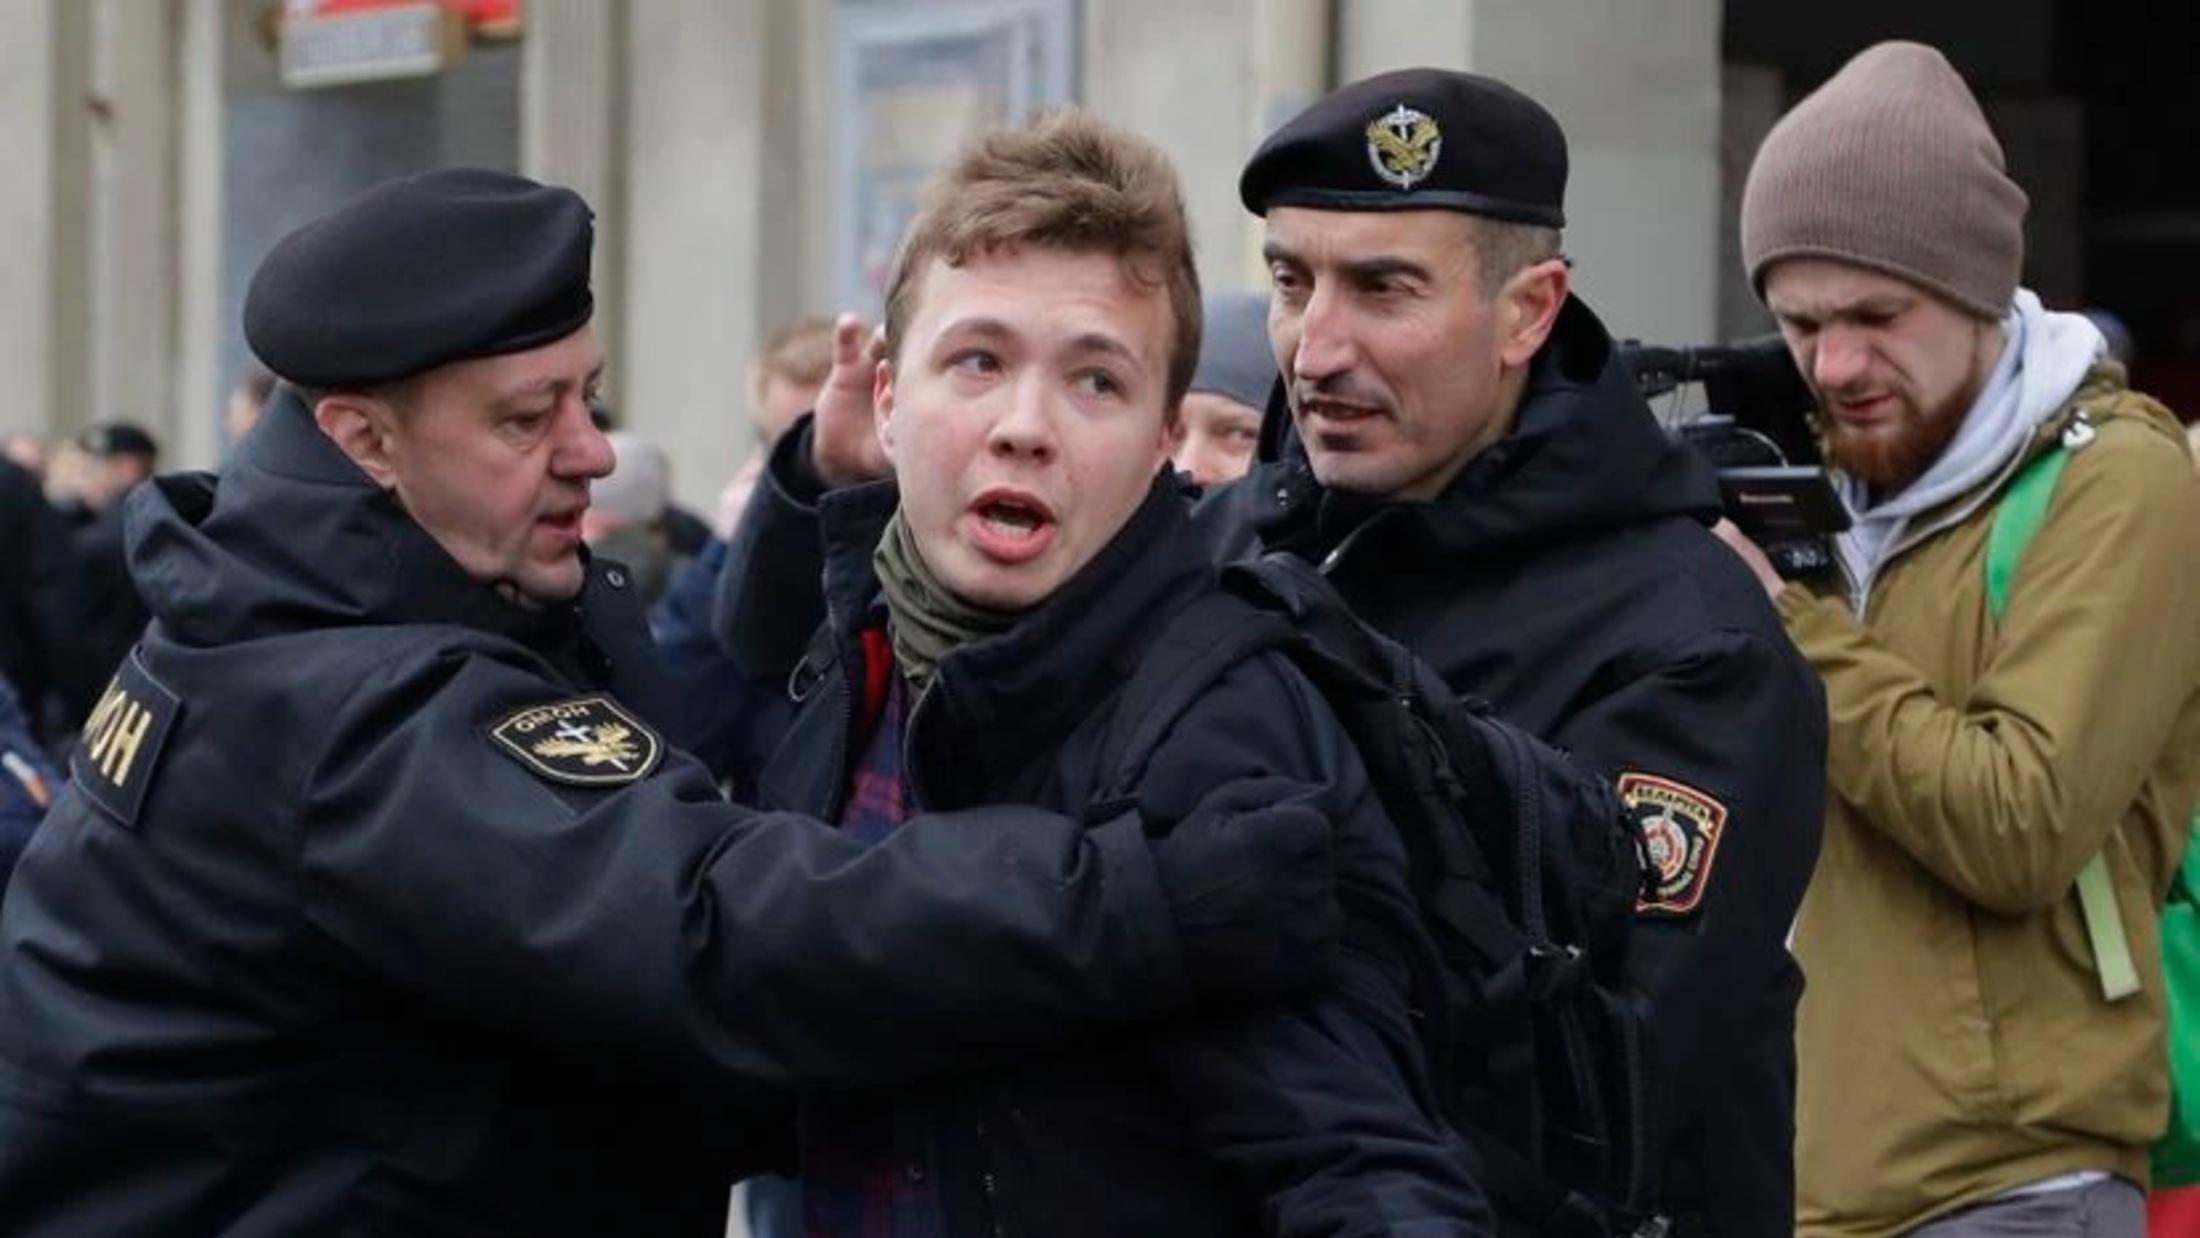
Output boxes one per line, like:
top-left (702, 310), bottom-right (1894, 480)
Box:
top-left (1337, 0), bottom-right (1725, 348)
top-left (0, 0), bottom-right (95, 443)
top-left (88, 0), bottom-right (181, 451)
top-left (618, 0), bottom-right (780, 511)
top-left (1244, 0), bottom-right (1331, 283)
top-left (522, 0), bottom-right (627, 406)
top-left (1083, 0), bottom-right (1341, 292)
top-left (1081, 0), bottom-right (1265, 294)
top-left (174, 0), bottom-right (227, 472)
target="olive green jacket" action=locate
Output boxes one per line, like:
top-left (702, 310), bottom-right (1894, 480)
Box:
top-left (1777, 369), bottom-right (2200, 1237)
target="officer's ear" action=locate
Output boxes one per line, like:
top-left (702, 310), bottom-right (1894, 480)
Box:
top-left (1496, 257), bottom-right (1569, 371)
top-left (312, 392), bottom-right (404, 491)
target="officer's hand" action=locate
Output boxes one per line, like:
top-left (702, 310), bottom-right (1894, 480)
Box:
top-left (810, 313), bottom-right (892, 488)
top-left (1152, 776), bottom-right (1338, 1003)
top-left (1711, 518), bottom-right (1788, 602)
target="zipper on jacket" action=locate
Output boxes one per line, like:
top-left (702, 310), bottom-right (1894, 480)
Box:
top-left (1318, 513), bottom-right (1382, 575)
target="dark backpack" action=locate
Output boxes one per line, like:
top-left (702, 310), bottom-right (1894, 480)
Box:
top-left (1096, 553), bottom-right (1662, 1237)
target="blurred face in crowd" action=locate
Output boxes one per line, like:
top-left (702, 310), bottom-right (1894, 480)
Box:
top-left (226, 387), bottom-right (268, 446)
top-left (78, 454), bottom-right (153, 512)
top-left (1765, 257), bottom-right (2005, 494)
top-left (1263, 207), bottom-right (1564, 501)
top-left (2, 435), bottom-right (46, 478)
top-left (754, 371), bottom-right (820, 447)
top-left (315, 325), bottom-right (614, 605)
top-left (877, 247), bottom-right (1176, 611)
top-left (1171, 392), bottom-right (1262, 488)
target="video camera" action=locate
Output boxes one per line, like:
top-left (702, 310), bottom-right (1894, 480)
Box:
top-left (1620, 335), bottom-right (1848, 579)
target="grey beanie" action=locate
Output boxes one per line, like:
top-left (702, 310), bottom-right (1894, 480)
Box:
top-left (1189, 292), bottom-right (1277, 411)
top-left (1741, 41), bottom-right (2027, 320)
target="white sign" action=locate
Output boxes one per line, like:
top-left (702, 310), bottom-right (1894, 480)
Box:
top-left (280, 4), bottom-right (466, 91)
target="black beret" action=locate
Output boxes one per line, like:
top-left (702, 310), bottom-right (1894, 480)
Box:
top-left (1240, 68), bottom-right (1567, 228)
top-left (244, 168), bottom-right (594, 389)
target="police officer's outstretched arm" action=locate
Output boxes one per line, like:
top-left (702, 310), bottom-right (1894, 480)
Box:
top-left (297, 650), bottom-right (1337, 1090)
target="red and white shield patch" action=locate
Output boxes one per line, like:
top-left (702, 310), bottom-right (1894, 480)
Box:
top-left (1620, 772), bottom-right (1729, 918)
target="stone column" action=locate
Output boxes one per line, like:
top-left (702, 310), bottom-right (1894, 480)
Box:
top-left (0, 0), bottom-right (94, 443)
top-left (615, 0), bottom-right (779, 512)
top-left (87, 0), bottom-right (181, 452)
top-left (1082, 0), bottom-right (1268, 294)
top-left (1337, 0), bottom-right (1725, 347)
top-left (522, 0), bottom-right (627, 406)
top-left (173, 0), bottom-right (228, 471)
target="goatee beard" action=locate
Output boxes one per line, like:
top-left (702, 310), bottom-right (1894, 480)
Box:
top-left (1824, 406), bottom-right (1965, 496)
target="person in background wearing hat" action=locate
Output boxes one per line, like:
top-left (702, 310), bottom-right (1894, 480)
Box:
top-left (0, 168), bottom-right (1347, 1237)
top-left (1173, 291), bottom-right (1276, 488)
top-left (747, 66), bottom-right (1825, 1237)
top-left (1717, 42), bottom-right (2200, 1238)
top-left (57, 420), bottom-right (159, 520)
top-left (47, 421), bottom-right (161, 737)
top-left (0, 447), bottom-right (84, 747)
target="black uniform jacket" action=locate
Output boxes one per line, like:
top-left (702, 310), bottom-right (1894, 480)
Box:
top-left (0, 399), bottom-right (1323, 1238)
top-left (751, 475), bottom-right (1488, 1238)
top-left (1200, 297), bottom-right (1826, 1236)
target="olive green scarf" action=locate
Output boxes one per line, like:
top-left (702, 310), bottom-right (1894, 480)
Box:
top-left (872, 509), bottom-right (1021, 692)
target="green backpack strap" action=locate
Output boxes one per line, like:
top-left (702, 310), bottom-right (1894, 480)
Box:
top-left (1986, 430), bottom-right (2139, 1003)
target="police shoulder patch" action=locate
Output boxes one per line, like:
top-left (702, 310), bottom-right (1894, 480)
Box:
top-left (1621, 771), bottom-right (1729, 918)
top-left (71, 652), bottom-right (182, 828)
top-left (488, 695), bottom-right (663, 787)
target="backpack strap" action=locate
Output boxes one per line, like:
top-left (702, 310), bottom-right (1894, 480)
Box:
top-left (1093, 588), bottom-right (1302, 798)
top-left (1984, 424), bottom-right (2139, 1003)
top-left (1984, 443), bottom-right (2072, 623)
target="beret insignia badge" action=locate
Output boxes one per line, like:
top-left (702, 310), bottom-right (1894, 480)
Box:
top-left (490, 695), bottom-right (662, 787)
top-left (1365, 103), bottom-right (1443, 190)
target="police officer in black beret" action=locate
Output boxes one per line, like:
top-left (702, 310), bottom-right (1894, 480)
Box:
top-left (753, 69), bottom-right (1827, 1237)
top-left (1226, 69), bottom-right (1824, 1237)
top-left (0, 168), bottom-right (1340, 1236)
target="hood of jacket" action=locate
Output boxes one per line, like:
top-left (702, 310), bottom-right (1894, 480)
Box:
top-left (1246, 295), bottom-right (1722, 564)
top-left (125, 387), bottom-right (587, 653)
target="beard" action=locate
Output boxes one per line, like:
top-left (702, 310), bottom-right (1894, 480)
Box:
top-left (1821, 398), bottom-right (1967, 494)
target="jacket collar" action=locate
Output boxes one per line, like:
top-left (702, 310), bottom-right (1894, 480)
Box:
top-left (126, 386), bottom-right (588, 653)
top-left (817, 471), bottom-right (1210, 809)
top-left (1244, 295), bottom-right (1721, 567)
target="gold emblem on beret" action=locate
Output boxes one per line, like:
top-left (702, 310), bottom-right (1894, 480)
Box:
top-left (1365, 104), bottom-right (1442, 190)
top-left (489, 695), bottom-right (662, 787)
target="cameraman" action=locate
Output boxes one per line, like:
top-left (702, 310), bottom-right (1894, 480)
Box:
top-left (1720, 42), bottom-right (2200, 1237)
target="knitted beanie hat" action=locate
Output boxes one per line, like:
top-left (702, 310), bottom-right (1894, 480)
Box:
top-left (1741, 41), bottom-right (2027, 320)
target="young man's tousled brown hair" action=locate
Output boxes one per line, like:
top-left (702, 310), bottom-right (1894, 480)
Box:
top-left (881, 108), bottom-right (1204, 409)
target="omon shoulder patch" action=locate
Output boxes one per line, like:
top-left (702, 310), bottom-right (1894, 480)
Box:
top-left (72, 652), bottom-right (182, 828)
top-left (488, 695), bottom-right (662, 787)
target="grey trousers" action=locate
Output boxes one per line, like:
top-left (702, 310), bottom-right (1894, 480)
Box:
top-left (1905, 1179), bottom-right (2146, 1238)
